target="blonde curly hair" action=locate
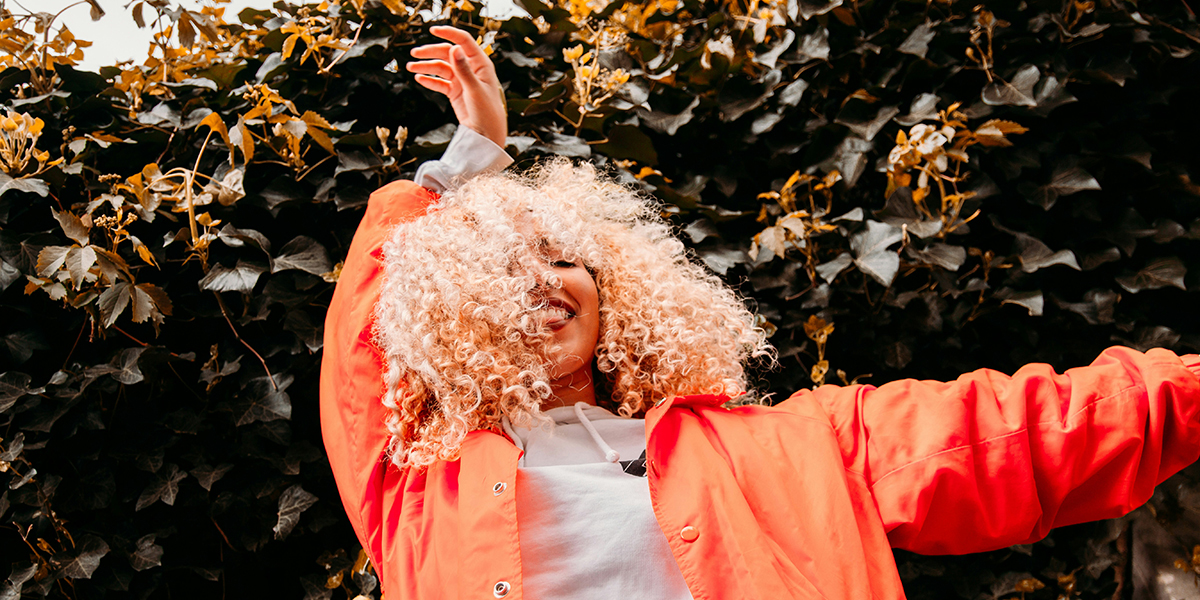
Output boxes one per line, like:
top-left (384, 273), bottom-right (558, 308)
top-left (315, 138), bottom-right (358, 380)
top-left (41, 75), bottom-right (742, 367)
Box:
top-left (375, 159), bottom-right (771, 467)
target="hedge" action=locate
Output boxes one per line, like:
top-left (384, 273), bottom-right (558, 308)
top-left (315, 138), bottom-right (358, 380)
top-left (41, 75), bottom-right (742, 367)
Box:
top-left (1, 0), bottom-right (1199, 597)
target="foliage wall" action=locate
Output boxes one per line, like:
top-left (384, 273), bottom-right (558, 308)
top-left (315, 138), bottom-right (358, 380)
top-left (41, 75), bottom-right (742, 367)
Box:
top-left (1, 0), bottom-right (1199, 597)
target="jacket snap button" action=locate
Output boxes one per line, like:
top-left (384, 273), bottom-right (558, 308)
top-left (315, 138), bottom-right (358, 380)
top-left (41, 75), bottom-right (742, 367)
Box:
top-left (680, 525), bottom-right (699, 542)
top-left (492, 481), bottom-right (507, 496)
top-left (493, 581), bottom-right (511, 598)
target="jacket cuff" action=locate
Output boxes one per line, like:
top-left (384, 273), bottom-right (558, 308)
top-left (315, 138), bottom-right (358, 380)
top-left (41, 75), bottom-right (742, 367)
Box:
top-left (414, 126), bottom-right (514, 193)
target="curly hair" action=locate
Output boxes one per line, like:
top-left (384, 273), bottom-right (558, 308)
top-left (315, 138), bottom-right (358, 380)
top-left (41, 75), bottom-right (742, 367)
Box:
top-left (374, 159), bottom-right (772, 467)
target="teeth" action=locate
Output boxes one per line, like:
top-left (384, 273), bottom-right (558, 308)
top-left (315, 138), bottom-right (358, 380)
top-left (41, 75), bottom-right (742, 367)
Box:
top-left (541, 306), bottom-right (573, 321)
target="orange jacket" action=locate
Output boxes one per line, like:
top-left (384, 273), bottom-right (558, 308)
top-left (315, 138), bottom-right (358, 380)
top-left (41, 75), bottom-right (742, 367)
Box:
top-left (321, 180), bottom-right (1200, 600)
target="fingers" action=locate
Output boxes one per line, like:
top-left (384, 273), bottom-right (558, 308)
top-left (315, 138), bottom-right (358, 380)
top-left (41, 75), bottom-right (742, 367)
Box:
top-left (406, 59), bottom-right (454, 80)
top-left (429, 25), bottom-right (479, 51)
top-left (413, 74), bottom-right (451, 96)
top-left (410, 43), bottom-right (453, 60)
top-left (429, 26), bottom-right (493, 68)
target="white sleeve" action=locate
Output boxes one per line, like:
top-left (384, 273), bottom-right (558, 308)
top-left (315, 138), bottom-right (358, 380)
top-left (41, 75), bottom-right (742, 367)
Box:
top-left (414, 125), bottom-right (514, 193)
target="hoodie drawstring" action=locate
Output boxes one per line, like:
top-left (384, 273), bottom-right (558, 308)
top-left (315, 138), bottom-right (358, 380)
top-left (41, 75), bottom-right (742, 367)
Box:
top-left (575, 402), bottom-right (620, 463)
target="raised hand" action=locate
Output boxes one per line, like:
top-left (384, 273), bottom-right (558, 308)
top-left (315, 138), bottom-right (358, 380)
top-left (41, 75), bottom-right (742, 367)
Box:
top-left (407, 26), bottom-right (508, 148)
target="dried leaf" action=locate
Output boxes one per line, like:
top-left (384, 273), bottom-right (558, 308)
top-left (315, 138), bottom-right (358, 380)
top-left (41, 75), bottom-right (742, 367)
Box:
top-left (754, 225), bottom-right (788, 261)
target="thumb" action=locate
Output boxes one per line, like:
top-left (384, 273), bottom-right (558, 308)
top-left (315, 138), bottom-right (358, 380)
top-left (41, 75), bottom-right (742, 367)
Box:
top-left (450, 46), bottom-right (472, 81)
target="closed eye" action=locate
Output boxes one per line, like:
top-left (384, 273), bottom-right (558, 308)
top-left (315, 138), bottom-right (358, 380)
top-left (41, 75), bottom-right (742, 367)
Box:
top-left (552, 260), bottom-right (577, 268)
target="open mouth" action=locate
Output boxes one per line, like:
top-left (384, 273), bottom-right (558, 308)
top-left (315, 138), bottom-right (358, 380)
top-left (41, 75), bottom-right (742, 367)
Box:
top-left (540, 297), bottom-right (576, 329)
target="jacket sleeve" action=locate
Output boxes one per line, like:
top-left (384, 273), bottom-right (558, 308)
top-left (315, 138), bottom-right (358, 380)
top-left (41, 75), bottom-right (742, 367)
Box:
top-left (793, 346), bottom-right (1200, 554)
top-left (319, 180), bottom-right (437, 560)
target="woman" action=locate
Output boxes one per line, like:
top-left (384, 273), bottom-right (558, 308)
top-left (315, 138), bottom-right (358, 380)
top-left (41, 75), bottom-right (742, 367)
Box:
top-left (320, 27), bottom-right (1200, 600)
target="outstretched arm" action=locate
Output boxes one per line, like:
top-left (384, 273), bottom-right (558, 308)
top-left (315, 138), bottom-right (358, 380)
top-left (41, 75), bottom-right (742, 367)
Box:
top-left (407, 26), bottom-right (512, 191)
top-left (792, 346), bottom-right (1200, 554)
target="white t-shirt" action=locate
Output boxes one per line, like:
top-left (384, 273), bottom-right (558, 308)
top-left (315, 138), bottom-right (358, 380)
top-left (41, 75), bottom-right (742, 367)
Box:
top-left (503, 405), bottom-right (694, 600)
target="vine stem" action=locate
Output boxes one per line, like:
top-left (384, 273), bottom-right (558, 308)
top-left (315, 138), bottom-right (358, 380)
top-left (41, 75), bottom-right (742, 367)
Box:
top-left (212, 292), bottom-right (277, 390)
top-left (185, 128), bottom-right (216, 245)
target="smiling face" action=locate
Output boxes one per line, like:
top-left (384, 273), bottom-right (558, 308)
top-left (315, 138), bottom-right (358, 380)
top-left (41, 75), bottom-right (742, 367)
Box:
top-left (537, 248), bottom-right (601, 385)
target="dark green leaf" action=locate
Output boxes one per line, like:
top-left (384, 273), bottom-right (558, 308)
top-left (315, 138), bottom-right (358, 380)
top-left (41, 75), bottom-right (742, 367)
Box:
top-left (57, 536), bottom-right (109, 579)
top-left (982, 65), bottom-right (1039, 107)
top-left (51, 209), bottom-right (90, 246)
top-left (996, 288), bottom-right (1044, 316)
top-left (128, 535), bottom-right (163, 571)
top-left (272, 236), bottom-right (332, 275)
top-left (273, 484), bottom-right (318, 540)
top-left (1116, 257), bottom-right (1187, 293)
top-left (898, 22), bottom-right (936, 58)
top-left (199, 261), bottom-right (267, 293)
top-left (237, 374), bottom-right (294, 426)
top-left (190, 464), bottom-right (234, 492)
top-left (98, 281), bottom-right (132, 327)
top-left (135, 464), bottom-right (187, 511)
top-left (816, 252), bottom-right (853, 283)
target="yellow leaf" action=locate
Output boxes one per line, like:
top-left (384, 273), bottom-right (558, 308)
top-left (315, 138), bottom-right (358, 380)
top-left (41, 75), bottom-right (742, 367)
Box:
top-left (306, 126), bottom-right (335, 155)
top-left (978, 119), bottom-right (1028, 135)
top-left (912, 186), bottom-right (930, 202)
top-left (782, 170), bottom-right (802, 191)
top-left (282, 33), bottom-right (300, 61)
top-left (325, 571), bottom-right (344, 589)
top-left (300, 110), bottom-right (333, 130)
top-left (136, 243), bottom-right (158, 268)
top-left (199, 112), bottom-right (231, 149)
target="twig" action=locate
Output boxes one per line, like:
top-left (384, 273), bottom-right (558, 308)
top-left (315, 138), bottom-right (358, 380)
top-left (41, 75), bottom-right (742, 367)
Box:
top-left (61, 320), bottom-right (87, 369)
top-left (296, 153), bottom-right (334, 181)
top-left (211, 517), bottom-right (234, 549)
top-left (319, 15), bottom-right (366, 74)
top-left (212, 292), bottom-right (276, 390)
